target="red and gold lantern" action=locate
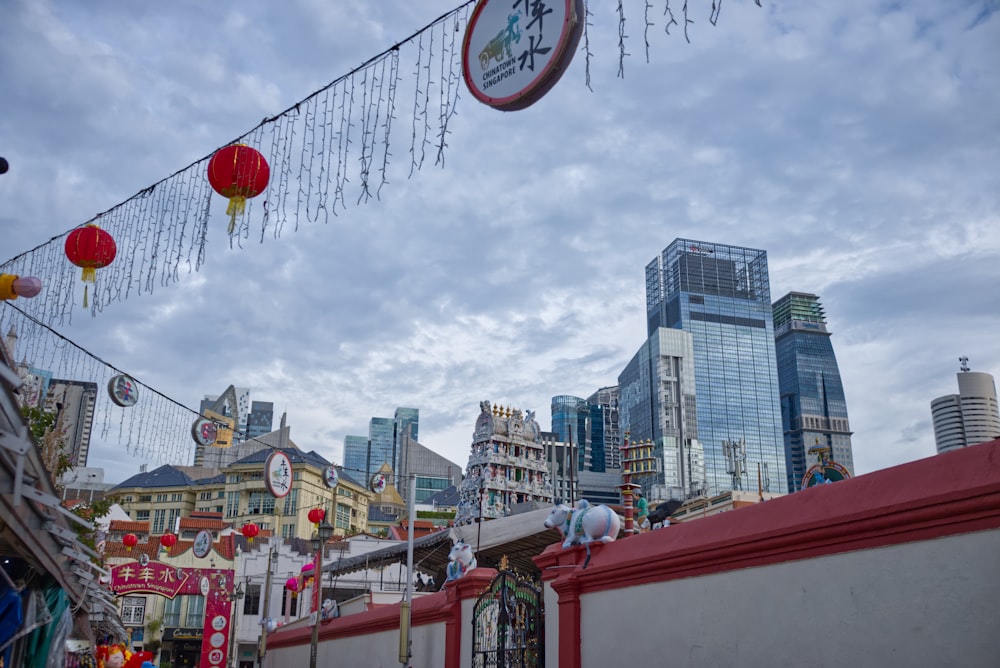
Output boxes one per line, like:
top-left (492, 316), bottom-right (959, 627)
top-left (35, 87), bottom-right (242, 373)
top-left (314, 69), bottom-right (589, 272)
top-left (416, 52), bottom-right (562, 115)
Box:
top-left (159, 532), bottom-right (177, 550)
top-left (64, 224), bottom-right (116, 307)
top-left (122, 533), bottom-right (138, 553)
top-left (285, 576), bottom-right (300, 597)
top-left (307, 508), bottom-right (325, 525)
top-left (241, 522), bottom-right (260, 544)
top-left (207, 144), bottom-right (270, 234)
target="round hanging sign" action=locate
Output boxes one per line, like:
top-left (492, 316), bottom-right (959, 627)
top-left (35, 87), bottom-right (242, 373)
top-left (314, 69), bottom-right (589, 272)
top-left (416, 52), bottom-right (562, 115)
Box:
top-left (322, 466), bottom-right (339, 489)
top-left (107, 374), bottom-right (139, 407)
top-left (265, 450), bottom-right (293, 498)
top-left (192, 418), bottom-right (218, 446)
top-left (193, 529), bottom-right (213, 559)
top-left (462, 0), bottom-right (585, 111)
top-left (370, 472), bottom-right (388, 494)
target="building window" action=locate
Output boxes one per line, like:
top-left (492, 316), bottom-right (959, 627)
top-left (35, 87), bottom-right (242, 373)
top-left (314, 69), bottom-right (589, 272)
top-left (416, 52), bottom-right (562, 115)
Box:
top-left (199, 492), bottom-right (212, 501)
top-left (247, 492), bottom-right (275, 516)
top-left (156, 494), bottom-right (168, 503)
top-left (135, 510), bottom-right (150, 522)
top-left (283, 489), bottom-right (298, 516)
top-left (335, 504), bottom-right (350, 530)
top-left (227, 474), bottom-right (241, 484)
top-left (281, 588), bottom-right (298, 616)
top-left (152, 509), bottom-right (166, 534)
top-left (171, 493), bottom-right (183, 502)
top-left (185, 595), bottom-right (205, 627)
top-left (217, 491), bottom-right (225, 499)
top-left (166, 508), bottom-right (180, 534)
top-left (163, 596), bottom-right (182, 626)
top-left (138, 495), bottom-right (151, 503)
top-left (121, 596), bottom-right (145, 625)
top-left (243, 585), bottom-right (261, 616)
top-left (226, 492), bottom-right (240, 518)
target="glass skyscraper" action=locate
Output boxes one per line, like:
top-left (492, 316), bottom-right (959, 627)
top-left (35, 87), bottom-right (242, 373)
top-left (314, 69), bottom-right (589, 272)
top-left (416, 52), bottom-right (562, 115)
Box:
top-left (646, 239), bottom-right (787, 495)
top-left (343, 434), bottom-right (370, 482)
top-left (773, 292), bottom-right (854, 491)
top-left (551, 396), bottom-right (588, 470)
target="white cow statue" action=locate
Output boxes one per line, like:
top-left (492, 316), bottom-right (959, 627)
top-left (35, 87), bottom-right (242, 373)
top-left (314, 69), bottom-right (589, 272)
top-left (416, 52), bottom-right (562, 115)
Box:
top-left (445, 541), bottom-right (477, 581)
top-left (544, 500), bottom-right (621, 549)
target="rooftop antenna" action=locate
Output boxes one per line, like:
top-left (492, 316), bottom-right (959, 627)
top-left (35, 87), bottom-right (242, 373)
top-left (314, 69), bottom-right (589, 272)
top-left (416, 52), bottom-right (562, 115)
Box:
top-left (959, 356), bottom-right (970, 372)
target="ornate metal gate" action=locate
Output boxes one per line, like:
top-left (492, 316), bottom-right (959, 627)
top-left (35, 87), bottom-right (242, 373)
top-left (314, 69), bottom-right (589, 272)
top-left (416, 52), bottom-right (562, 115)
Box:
top-left (471, 567), bottom-right (544, 667)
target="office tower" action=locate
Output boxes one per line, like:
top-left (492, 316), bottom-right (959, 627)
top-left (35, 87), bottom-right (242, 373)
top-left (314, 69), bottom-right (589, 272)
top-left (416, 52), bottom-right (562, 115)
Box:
top-left (931, 359), bottom-right (1000, 453)
top-left (394, 407), bottom-right (419, 476)
top-left (618, 327), bottom-right (705, 499)
top-left (368, 416), bottom-right (395, 480)
top-left (397, 429), bottom-right (463, 504)
top-left (645, 239), bottom-right (787, 495)
top-left (43, 379), bottom-right (97, 468)
top-left (200, 386), bottom-right (251, 443)
top-left (585, 386), bottom-right (621, 472)
top-left (246, 401), bottom-right (274, 440)
top-left (773, 292), bottom-right (855, 491)
top-left (343, 435), bottom-right (370, 482)
top-left (550, 396), bottom-right (588, 470)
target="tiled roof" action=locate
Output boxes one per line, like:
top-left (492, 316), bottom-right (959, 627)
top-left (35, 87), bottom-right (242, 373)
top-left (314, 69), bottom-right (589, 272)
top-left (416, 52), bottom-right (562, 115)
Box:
top-left (178, 517), bottom-right (227, 530)
top-left (104, 541), bottom-right (159, 560)
top-left (113, 464), bottom-right (193, 490)
top-left (165, 534), bottom-right (237, 561)
top-left (109, 520), bottom-right (151, 533)
top-left (230, 447), bottom-right (329, 468)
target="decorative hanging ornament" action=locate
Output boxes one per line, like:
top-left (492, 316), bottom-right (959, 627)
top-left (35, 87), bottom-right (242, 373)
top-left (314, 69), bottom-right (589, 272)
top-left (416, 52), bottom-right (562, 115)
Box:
top-left (307, 508), bottom-right (325, 525)
top-left (108, 374), bottom-right (139, 407)
top-left (122, 533), bottom-right (138, 553)
top-left (241, 522), bottom-right (260, 544)
top-left (301, 562), bottom-right (315, 585)
top-left (160, 532), bottom-right (178, 550)
top-left (207, 144), bottom-right (270, 235)
top-left (285, 577), bottom-right (300, 595)
top-left (64, 224), bottom-right (116, 308)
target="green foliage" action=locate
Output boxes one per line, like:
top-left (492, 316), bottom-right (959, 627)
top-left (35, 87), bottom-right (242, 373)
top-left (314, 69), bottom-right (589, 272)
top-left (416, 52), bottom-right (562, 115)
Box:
top-left (21, 405), bottom-right (57, 440)
top-left (416, 510), bottom-right (455, 520)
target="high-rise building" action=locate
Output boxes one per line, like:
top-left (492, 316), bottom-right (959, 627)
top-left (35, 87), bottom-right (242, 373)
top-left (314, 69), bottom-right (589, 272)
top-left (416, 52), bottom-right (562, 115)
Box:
top-left (931, 359), bottom-right (1000, 453)
top-left (394, 407), bottom-right (419, 476)
top-left (618, 327), bottom-right (705, 499)
top-left (645, 239), bottom-right (787, 494)
top-left (550, 396), bottom-right (588, 469)
top-left (246, 401), bottom-right (274, 441)
top-left (586, 386), bottom-right (621, 470)
top-left (368, 416), bottom-right (395, 481)
top-left (43, 379), bottom-right (97, 468)
top-left (773, 291), bottom-right (855, 491)
top-left (343, 435), bottom-right (370, 482)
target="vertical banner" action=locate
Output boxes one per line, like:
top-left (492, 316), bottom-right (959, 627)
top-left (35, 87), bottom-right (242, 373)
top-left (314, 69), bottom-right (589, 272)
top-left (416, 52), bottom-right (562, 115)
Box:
top-left (200, 569), bottom-right (235, 668)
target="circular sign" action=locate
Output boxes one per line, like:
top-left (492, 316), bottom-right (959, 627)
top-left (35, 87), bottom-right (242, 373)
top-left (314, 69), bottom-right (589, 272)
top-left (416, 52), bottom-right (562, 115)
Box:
top-left (370, 472), bottom-right (387, 494)
top-left (209, 632), bottom-right (225, 648)
top-left (265, 450), bottom-right (293, 498)
top-left (322, 465), bottom-right (339, 489)
top-left (138, 553), bottom-right (150, 567)
top-left (193, 529), bottom-right (213, 559)
top-left (208, 648), bottom-right (224, 664)
top-left (462, 0), bottom-right (585, 111)
top-left (192, 418), bottom-right (218, 446)
top-left (212, 615), bottom-right (227, 631)
top-left (200, 576), bottom-right (211, 596)
top-left (107, 374), bottom-right (139, 407)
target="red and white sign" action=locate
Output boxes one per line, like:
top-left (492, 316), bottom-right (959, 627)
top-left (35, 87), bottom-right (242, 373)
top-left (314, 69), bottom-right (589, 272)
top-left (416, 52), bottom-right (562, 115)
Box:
top-left (462, 0), bottom-right (584, 111)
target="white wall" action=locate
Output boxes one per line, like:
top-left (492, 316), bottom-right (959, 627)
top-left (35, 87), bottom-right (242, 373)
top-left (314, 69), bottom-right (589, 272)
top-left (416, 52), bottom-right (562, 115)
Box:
top-left (577, 529), bottom-right (1000, 667)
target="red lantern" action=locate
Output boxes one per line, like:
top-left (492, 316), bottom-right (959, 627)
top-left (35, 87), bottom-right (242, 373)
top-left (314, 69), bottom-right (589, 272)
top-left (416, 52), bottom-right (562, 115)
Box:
top-left (241, 522), bottom-right (260, 544)
top-left (122, 533), bottom-right (138, 553)
top-left (285, 577), bottom-right (300, 595)
top-left (159, 532), bottom-right (177, 550)
top-left (301, 562), bottom-right (315, 586)
top-left (207, 144), bottom-right (270, 234)
top-left (64, 224), bottom-right (116, 307)
top-left (307, 508), bottom-right (325, 525)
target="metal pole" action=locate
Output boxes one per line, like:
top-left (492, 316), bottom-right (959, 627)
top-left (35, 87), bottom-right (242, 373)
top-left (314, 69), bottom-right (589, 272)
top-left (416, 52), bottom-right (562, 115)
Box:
top-left (309, 541), bottom-right (321, 668)
top-left (258, 542), bottom-right (275, 665)
top-left (400, 474), bottom-right (416, 667)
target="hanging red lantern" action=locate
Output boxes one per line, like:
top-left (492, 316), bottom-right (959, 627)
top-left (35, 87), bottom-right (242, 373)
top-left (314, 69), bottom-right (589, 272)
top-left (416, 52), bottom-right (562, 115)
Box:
top-left (159, 532), bottom-right (177, 550)
top-left (307, 508), bottom-right (325, 525)
top-left (285, 577), bottom-right (300, 596)
top-left (64, 224), bottom-right (116, 308)
top-left (207, 144), bottom-right (270, 235)
top-left (301, 562), bottom-right (315, 586)
top-left (122, 533), bottom-right (138, 553)
top-left (241, 522), bottom-right (260, 544)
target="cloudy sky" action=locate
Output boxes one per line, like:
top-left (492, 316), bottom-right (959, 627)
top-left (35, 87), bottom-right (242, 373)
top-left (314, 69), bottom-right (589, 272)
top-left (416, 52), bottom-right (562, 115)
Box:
top-left (1, 0), bottom-right (998, 485)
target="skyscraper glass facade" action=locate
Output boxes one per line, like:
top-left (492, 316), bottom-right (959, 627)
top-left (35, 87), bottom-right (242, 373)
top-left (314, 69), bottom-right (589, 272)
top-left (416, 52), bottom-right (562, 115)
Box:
top-left (646, 239), bottom-right (787, 495)
top-left (368, 417), bottom-right (395, 480)
top-left (773, 292), bottom-right (854, 491)
top-left (343, 435), bottom-right (369, 482)
top-left (551, 396), bottom-right (588, 470)
top-left (586, 386), bottom-right (621, 470)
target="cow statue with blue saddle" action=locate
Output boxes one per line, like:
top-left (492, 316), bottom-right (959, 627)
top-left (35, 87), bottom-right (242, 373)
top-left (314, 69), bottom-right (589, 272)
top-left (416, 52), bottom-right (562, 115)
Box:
top-left (445, 540), bottom-right (477, 582)
top-left (544, 500), bottom-right (621, 550)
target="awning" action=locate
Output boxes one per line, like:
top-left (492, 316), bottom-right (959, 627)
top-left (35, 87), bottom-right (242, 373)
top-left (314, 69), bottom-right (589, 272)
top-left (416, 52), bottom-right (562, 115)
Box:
top-left (320, 506), bottom-right (563, 582)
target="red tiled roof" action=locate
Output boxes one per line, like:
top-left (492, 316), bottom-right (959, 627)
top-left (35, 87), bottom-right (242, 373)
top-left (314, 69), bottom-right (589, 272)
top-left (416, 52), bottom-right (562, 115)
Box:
top-left (109, 520), bottom-right (151, 533)
top-left (190, 511), bottom-right (224, 520)
top-left (165, 534), bottom-right (236, 561)
top-left (104, 541), bottom-right (159, 559)
top-left (178, 517), bottom-right (227, 530)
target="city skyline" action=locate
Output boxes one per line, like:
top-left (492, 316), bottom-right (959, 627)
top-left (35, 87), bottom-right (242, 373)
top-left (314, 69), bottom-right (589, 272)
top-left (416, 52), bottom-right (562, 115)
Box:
top-left (2, 1), bottom-right (997, 483)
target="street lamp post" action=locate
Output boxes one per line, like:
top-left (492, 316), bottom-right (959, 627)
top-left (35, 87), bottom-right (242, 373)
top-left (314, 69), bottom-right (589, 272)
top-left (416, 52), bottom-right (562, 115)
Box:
top-left (309, 517), bottom-right (334, 668)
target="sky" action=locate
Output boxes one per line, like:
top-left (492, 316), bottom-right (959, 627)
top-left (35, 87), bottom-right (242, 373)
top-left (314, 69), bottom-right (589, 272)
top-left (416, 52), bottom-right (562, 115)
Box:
top-left (1, 0), bottom-right (998, 486)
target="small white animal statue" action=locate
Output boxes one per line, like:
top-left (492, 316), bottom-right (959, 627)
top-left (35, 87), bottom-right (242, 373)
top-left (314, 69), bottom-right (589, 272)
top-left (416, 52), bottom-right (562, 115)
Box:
top-left (544, 500), bottom-right (621, 549)
top-left (446, 541), bottom-right (478, 581)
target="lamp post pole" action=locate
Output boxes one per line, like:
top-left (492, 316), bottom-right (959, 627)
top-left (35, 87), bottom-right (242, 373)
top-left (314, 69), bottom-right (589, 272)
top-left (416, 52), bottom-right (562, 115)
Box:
top-left (309, 517), bottom-right (334, 668)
